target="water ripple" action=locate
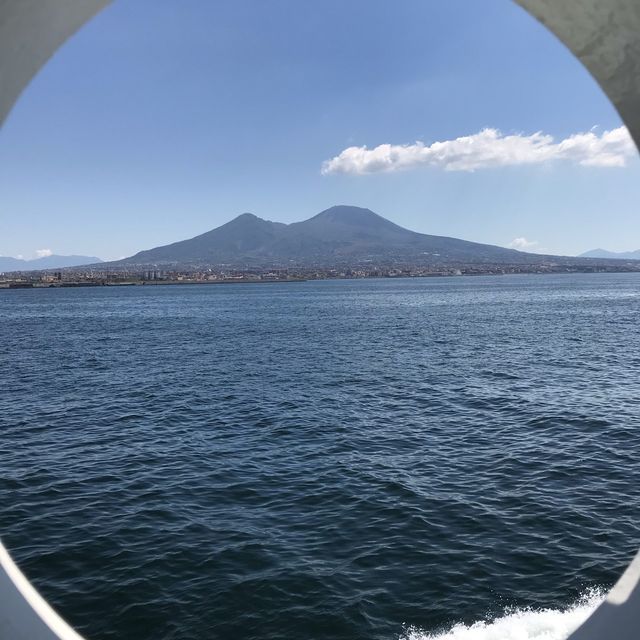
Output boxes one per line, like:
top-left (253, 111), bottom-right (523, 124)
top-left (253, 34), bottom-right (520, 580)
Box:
top-left (1, 274), bottom-right (640, 639)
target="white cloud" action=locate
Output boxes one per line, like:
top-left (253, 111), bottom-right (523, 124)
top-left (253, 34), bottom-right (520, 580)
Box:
top-left (35, 248), bottom-right (53, 258)
top-left (321, 126), bottom-right (636, 175)
top-left (509, 237), bottom-right (539, 251)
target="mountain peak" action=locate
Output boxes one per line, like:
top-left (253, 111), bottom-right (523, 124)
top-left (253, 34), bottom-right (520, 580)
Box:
top-left (116, 205), bottom-right (546, 268)
top-left (230, 212), bottom-right (260, 222)
top-left (314, 205), bottom-right (377, 220)
top-left (219, 212), bottom-right (276, 230)
top-left (324, 205), bottom-right (374, 213)
top-left (305, 205), bottom-right (408, 235)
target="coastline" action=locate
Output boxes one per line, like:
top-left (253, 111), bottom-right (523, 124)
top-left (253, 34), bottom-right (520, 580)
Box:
top-left (2, 267), bottom-right (640, 290)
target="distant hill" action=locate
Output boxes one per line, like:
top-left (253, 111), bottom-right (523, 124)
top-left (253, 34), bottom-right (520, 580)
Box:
top-left (0, 254), bottom-right (103, 272)
top-left (115, 205), bottom-right (554, 268)
top-left (579, 248), bottom-right (640, 260)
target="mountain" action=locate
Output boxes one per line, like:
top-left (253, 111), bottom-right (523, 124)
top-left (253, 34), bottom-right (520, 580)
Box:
top-left (116, 205), bottom-right (548, 268)
top-left (0, 254), bottom-right (103, 272)
top-left (579, 248), bottom-right (640, 260)
top-left (126, 213), bottom-right (288, 264)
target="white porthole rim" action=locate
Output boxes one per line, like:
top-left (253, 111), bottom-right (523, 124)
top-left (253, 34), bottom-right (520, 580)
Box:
top-left (1, 0), bottom-right (640, 638)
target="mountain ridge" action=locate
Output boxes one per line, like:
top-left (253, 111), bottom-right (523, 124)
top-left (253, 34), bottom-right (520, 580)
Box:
top-left (579, 248), bottom-right (640, 260)
top-left (114, 205), bottom-right (541, 268)
top-left (0, 254), bottom-right (103, 272)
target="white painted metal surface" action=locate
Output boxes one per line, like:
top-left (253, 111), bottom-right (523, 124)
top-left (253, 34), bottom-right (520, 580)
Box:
top-left (517, 0), bottom-right (640, 149)
top-left (0, 0), bottom-right (109, 126)
top-left (0, 1), bottom-right (639, 638)
top-left (0, 540), bottom-right (86, 640)
top-left (566, 550), bottom-right (640, 639)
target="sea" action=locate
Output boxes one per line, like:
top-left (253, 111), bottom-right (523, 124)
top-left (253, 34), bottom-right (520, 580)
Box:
top-left (1, 272), bottom-right (639, 640)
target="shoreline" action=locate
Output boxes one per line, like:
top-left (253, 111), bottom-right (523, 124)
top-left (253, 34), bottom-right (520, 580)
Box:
top-left (2, 269), bottom-right (640, 290)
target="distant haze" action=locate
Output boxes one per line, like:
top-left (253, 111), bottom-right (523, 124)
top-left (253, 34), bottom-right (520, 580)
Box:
top-left (579, 248), bottom-right (640, 260)
top-left (0, 255), bottom-right (102, 272)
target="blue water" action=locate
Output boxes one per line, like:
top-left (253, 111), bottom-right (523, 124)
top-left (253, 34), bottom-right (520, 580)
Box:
top-left (1, 274), bottom-right (640, 640)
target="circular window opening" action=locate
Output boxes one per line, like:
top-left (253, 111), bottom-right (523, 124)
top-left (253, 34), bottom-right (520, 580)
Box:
top-left (1, 2), bottom-right (640, 640)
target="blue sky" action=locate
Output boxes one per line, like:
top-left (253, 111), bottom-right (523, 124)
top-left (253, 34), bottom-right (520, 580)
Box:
top-left (1, 0), bottom-right (639, 260)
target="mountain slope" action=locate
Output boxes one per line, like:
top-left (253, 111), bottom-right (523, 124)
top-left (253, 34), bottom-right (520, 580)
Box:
top-left (0, 254), bottom-right (103, 272)
top-left (127, 213), bottom-right (287, 264)
top-left (115, 205), bottom-right (554, 268)
top-left (579, 248), bottom-right (640, 260)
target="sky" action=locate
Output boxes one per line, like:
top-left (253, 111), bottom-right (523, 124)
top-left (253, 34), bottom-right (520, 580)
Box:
top-left (1, 0), bottom-right (639, 261)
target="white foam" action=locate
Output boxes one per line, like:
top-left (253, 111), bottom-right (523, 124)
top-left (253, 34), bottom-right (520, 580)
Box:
top-left (402, 590), bottom-right (604, 640)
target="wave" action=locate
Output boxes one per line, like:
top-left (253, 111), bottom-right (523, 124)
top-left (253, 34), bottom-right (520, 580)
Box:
top-left (402, 590), bottom-right (604, 640)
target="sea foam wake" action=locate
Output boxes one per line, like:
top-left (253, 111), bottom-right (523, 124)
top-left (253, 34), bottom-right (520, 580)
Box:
top-left (402, 591), bottom-right (604, 640)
